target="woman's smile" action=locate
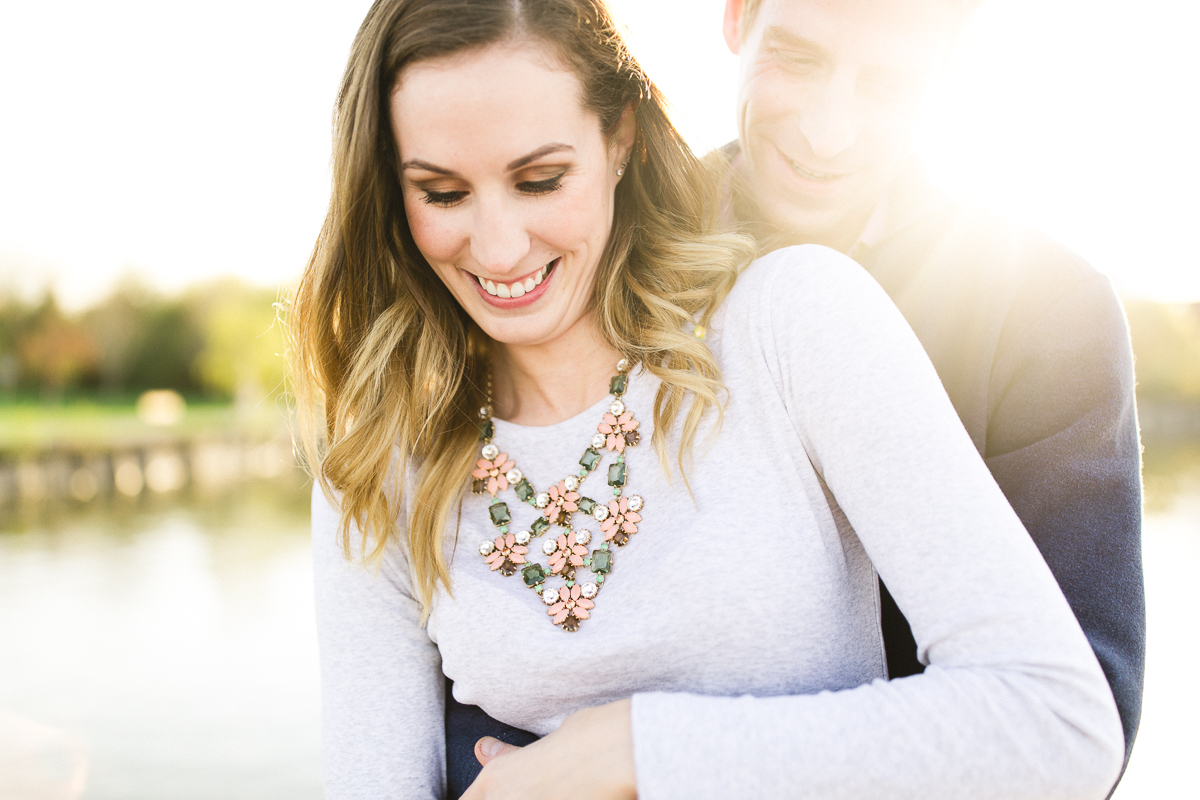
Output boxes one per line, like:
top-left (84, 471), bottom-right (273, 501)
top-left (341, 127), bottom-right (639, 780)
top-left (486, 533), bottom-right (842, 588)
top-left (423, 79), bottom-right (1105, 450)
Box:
top-left (467, 257), bottom-right (560, 308)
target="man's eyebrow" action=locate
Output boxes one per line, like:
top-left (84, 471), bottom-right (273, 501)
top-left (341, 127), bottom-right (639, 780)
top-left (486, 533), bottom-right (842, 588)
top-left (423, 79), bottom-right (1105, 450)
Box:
top-left (762, 25), bottom-right (829, 58)
top-left (506, 143), bottom-right (574, 171)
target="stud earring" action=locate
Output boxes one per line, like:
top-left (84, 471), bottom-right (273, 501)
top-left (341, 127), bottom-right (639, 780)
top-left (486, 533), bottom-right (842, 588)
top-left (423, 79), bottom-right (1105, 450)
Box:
top-left (617, 162), bottom-right (626, 177)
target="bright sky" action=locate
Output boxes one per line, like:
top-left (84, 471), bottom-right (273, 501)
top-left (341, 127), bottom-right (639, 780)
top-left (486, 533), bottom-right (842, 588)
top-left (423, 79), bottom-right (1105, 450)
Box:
top-left (0, 0), bottom-right (1196, 310)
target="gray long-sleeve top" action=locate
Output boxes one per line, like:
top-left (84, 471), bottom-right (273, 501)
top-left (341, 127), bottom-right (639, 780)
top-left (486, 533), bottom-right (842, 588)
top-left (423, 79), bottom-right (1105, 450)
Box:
top-left (312, 246), bottom-right (1124, 799)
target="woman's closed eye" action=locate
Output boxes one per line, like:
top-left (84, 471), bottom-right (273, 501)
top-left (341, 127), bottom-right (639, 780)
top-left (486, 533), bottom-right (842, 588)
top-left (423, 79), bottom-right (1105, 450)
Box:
top-left (516, 173), bottom-right (565, 196)
top-left (422, 188), bottom-right (469, 206)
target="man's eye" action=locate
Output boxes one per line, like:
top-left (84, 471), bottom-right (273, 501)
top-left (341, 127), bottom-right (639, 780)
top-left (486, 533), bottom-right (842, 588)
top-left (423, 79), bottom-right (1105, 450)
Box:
top-left (772, 50), bottom-right (819, 73)
top-left (517, 176), bottom-right (564, 196)
top-left (422, 189), bottom-right (468, 207)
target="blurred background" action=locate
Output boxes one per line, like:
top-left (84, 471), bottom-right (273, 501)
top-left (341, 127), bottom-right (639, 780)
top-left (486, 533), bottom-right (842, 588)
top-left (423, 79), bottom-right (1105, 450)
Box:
top-left (0, 0), bottom-right (1196, 797)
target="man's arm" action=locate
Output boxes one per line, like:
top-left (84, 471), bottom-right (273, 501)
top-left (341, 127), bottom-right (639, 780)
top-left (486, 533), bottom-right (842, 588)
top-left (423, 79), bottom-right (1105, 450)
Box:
top-left (984, 270), bottom-right (1145, 768)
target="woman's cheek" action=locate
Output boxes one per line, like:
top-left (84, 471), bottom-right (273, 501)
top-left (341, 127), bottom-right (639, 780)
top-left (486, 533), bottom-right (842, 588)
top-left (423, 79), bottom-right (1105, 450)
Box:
top-left (406, 203), bottom-right (459, 265)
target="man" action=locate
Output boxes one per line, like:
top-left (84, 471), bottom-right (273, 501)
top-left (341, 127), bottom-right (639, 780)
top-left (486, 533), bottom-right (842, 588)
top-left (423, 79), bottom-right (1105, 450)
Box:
top-left (453, 0), bottom-right (1144, 792)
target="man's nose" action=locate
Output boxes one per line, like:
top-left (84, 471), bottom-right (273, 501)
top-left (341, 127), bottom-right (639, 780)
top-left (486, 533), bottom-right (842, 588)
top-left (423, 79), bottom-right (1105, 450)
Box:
top-left (470, 194), bottom-right (531, 277)
top-left (798, 72), bottom-right (859, 163)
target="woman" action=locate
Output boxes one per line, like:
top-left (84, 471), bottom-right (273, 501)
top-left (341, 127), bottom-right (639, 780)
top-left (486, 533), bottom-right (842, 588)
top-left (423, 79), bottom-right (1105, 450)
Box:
top-left (289, 1), bottom-right (1124, 798)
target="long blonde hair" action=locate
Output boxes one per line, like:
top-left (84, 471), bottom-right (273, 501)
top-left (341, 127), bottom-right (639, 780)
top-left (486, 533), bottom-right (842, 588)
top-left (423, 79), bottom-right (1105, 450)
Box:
top-left (288, 0), bottom-right (752, 610)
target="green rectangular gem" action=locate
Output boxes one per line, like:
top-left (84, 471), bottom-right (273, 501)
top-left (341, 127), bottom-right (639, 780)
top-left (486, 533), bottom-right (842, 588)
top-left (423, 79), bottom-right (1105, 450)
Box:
top-left (591, 549), bottom-right (613, 574)
top-left (514, 478), bottom-right (535, 502)
top-left (609, 373), bottom-right (628, 395)
top-left (577, 497), bottom-right (597, 515)
top-left (607, 461), bottom-right (627, 487)
top-left (521, 563), bottom-right (546, 586)
top-left (531, 518), bottom-right (549, 536)
top-left (488, 503), bottom-right (511, 527)
top-left (479, 420), bottom-right (494, 441)
top-left (579, 448), bottom-right (602, 471)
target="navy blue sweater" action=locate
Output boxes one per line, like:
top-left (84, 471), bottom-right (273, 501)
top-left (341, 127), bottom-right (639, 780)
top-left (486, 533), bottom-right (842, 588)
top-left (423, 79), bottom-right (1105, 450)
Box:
top-left (442, 162), bottom-right (1145, 797)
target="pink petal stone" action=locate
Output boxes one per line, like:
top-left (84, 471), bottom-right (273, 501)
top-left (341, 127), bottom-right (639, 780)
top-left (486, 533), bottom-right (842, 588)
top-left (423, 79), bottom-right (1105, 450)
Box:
top-left (497, 476), bottom-right (509, 492)
top-left (548, 485), bottom-right (560, 500)
top-left (472, 468), bottom-right (489, 479)
top-left (600, 518), bottom-right (616, 533)
top-left (622, 521), bottom-right (637, 533)
top-left (512, 554), bottom-right (526, 564)
top-left (571, 544), bottom-right (587, 555)
top-left (557, 534), bottom-right (568, 547)
top-left (553, 609), bottom-right (569, 624)
top-left (494, 535), bottom-right (506, 548)
top-left (626, 511), bottom-right (641, 523)
top-left (486, 477), bottom-right (499, 495)
top-left (603, 529), bottom-right (615, 541)
top-left (599, 423), bottom-right (614, 434)
top-left (569, 554), bottom-right (584, 566)
top-left (577, 597), bottom-right (595, 610)
top-left (476, 459), bottom-right (491, 469)
top-left (618, 411), bottom-right (633, 424)
top-left (495, 454), bottom-right (510, 467)
top-left (574, 607), bottom-right (590, 620)
top-left (512, 545), bottom-right (528, 555)
top-left (618, 496), bottom-right (629, 512)
top-left (570, 585), bottom-right (582, 600)
top-left (488, 560), bottom-right (503, 571)
top-left (564, 503), bottom-right (578, 514)
top-left (504, 533), bottom-right (515, 547)
top-left (625, 418), bottom-right (640, 430)
top-left (609, 499), bottom-right (621, 515)
top-left (606, 433), bottom-right (619, 450)
top-left (614, 437), bottom-right (626, 453)
top-left (485, 552), bottom-right (503, 565)
top-left (602, 413), bottom-right (618, 425)
top-left (549, 601), bottom-right (565, 614)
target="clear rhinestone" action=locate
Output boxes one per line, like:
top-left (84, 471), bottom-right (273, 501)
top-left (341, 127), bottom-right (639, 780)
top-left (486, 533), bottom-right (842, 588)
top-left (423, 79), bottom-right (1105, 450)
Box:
top-left (481, 443), bottom-right (499, 460)
top-left (609, 399), bottom-right (625, 416)
top-left (580, 582), bottom-right (598, 599)
top-left (514, 530), bottom-right (531, 545)
top-left (506, 468), bottom-right (523, 484)
top-left (478, 406), bottom-right (491, 419)
top-left (542, 539), bottom-right (557, 555)
top-left (564, 475), bottom-right (579, 491)
top-left (535, 492), bottom-right (550, 508)
top-left (593, 504), bottom-right (610, 522)
top-left (616, 358), bottom-right (630, 373)
top-left (574, 529), bottom-right (591, 545)
top-left (542, 588), bottom-right (560, 605)
top-left (479, 540), bottom-right (495, 556)
top-left (591, 433), bottom-right (606, 449)
top-left (627, 495), bottom-right (644, 512)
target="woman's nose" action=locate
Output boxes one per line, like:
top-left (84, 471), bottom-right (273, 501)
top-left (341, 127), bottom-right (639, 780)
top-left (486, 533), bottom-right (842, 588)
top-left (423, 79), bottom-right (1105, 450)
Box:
top-left (469, 195), bottom-right (531, 277)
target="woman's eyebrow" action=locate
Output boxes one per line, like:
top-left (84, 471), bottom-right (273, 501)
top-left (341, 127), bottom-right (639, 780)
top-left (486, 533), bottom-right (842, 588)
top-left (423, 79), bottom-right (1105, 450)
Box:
top-left (401, 159), bottom-right (455, 175)
top-left (506, 143), bottom-right (574, 171)
top-left (400, 143), bottom-right (575, 176)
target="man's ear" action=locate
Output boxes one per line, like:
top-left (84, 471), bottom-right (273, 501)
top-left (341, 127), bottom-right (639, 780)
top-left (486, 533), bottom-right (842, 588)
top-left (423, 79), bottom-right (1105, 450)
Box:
top-left (723, 0), bottom-right (745, 55)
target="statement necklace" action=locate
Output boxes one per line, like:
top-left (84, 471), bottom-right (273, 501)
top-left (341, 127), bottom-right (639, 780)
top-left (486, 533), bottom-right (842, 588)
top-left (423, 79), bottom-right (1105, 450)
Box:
top-left (472, 358), bottom-right (643, 632)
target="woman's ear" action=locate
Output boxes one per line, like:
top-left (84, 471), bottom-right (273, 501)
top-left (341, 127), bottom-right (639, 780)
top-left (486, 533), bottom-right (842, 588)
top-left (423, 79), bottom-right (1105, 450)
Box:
top-left (612, 105), bottom-right (637, 167)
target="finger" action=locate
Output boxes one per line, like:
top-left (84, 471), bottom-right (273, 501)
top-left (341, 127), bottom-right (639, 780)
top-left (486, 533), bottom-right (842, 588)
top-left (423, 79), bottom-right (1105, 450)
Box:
top-left (474, 736), bottom-right (522, 766)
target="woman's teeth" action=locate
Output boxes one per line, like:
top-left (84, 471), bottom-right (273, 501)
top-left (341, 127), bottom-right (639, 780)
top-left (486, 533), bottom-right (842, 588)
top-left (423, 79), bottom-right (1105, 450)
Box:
top-left (479, 261), bottom-right (552, 298)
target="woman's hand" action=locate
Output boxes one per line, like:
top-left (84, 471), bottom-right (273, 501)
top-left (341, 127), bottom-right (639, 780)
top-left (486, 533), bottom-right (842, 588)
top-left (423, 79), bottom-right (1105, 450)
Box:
top-left (463, 699), bottom-right (636, 800)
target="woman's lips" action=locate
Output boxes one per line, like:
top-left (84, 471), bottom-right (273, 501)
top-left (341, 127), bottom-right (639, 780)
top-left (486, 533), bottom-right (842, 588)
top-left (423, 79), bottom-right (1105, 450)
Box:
top-left (470, 258), bottom-right (558, 309)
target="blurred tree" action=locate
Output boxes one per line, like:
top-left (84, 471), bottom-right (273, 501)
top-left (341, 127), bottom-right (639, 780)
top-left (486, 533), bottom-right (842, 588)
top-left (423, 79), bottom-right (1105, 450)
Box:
top-left (191, 280), bottom-right (287, 404)
top-left (1125, 299), bottom-right (1200, 401)
top-left (17, 294), bottom-right (99, 397)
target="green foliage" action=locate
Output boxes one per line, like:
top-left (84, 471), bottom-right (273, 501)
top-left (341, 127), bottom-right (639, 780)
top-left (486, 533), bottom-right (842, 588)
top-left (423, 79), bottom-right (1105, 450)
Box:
top-left (0, 277), bottom-right (287, 402)
top-left (1125, 300), bottom-right (1200, 401)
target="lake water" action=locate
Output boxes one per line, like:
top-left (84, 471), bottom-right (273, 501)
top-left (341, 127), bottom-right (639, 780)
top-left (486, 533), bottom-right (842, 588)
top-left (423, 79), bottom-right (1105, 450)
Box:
top-left (0, 447), bottom-right (1196, 799)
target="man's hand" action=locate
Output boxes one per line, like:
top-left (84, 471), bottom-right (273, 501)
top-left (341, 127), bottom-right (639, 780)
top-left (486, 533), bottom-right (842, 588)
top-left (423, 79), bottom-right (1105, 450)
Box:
top-left (464, 699), bottom-right (636, 800)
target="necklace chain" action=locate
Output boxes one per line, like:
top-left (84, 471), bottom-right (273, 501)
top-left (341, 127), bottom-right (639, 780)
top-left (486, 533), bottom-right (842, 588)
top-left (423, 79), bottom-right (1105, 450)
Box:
top-left (472, 358), bottom-right (643, 632)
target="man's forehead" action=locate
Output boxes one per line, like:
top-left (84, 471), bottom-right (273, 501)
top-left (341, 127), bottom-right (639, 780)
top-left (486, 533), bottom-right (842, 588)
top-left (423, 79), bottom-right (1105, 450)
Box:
top-left (752, 0), bottom-right (961, 65)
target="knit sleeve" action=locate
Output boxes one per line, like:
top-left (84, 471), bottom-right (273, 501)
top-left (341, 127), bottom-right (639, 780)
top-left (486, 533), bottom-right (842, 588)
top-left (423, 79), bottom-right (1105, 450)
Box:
top-left (311, 484), bottom-right (446, 800)
top-left (630, 246), bottom-right (1124, 800)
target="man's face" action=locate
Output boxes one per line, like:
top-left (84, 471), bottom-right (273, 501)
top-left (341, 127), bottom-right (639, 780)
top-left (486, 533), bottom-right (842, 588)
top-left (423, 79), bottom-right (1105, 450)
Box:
top-left (724, 0), bottom-right (958, 246)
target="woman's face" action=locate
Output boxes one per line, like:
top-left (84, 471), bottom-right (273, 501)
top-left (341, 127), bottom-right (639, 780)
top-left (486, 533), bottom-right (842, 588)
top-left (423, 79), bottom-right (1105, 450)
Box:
top-left (391, 42), bottom-right (632, 349)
